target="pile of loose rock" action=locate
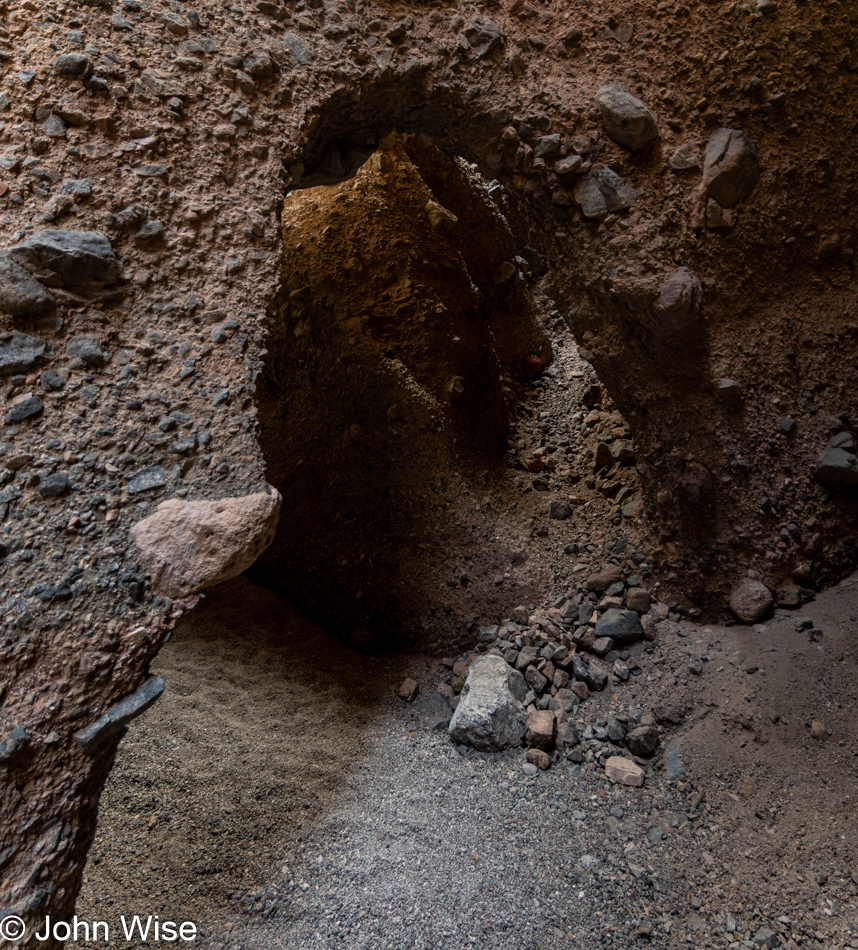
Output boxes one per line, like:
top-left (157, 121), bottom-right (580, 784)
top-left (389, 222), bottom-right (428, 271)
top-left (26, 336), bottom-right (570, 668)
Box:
top-left (443, 560), bottom-right (683, 784)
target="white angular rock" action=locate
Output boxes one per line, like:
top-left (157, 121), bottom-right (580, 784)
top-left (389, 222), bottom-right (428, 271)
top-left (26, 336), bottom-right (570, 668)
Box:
top-left (131, 488), bottom-right (282, 599)
top-left (605, 755), bottom-right (645, 787)
top-left (448, 655), bottom-right (527, 751)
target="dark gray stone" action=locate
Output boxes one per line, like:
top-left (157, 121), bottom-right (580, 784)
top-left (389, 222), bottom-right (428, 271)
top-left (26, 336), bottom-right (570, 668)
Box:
top-left (66, 336), bottom-right (106, 367)
top-left (38, 472), bottom-right (69, 498)
top-left (74, 675), bottom-right (166, 753)
top-left (0, 253), bottom-right (57, 317)
top-left (703, 128), bottom-right (760, 208)
top-left (283, 32), bottom-right (312, 65)
top-left (127, 465), bottom-right (167, 494)
top-left (0, 725), bottom-right (29, 764)
top-left (594, 166), bottom-right (637, 211)
top-left (548, 500), bottom-right (572, 520)
top-left (463, 16), bottom-right (504, 57)
top-left (625, 724), bottom-right (660, 757)
top-left (5, 396), bottom-right (43, 424)
top-left (53, 53), bottom-right (94, 78)
top-left (572, 654), bottom-right (608, 691)
top-left (9, 229), bottom-right (117, 292)
top-left (814, 447), bottom-right (858, 487)
top-left (596, 608), bottom-right (644, 644)
top-left (0, 332), bottom-right (47, 376)
top-left (595, 84), bottom-right (659, 151)
top-left (665, 738), bottom-right (686, 780)
top-left (573, 176), bottom-right (608, 219)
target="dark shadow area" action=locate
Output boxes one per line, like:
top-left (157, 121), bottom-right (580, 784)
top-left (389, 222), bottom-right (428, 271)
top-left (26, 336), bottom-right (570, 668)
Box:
top-left (76, 577), bottom-right (414, 946)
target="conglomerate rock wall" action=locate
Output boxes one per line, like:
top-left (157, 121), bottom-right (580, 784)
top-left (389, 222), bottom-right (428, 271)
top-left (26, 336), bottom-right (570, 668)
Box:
top-left (0, 0), bottom-right (855, 941)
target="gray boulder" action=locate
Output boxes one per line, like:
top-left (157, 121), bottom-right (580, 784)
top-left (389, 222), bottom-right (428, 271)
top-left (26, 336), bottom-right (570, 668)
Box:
top-left (9, 229), bottom-right (117, 292)
top-left (448, 655), bottom-right (527, 751)
top-left (650, 267), bottom-right (702, 335)
top-left (595, 84), bottom-right (659, 151)
top-left (703, 129), bottom-right (760, 208)
top-left (0, 253), bottom-right (57, 317)
top-left (596, 608), bottom-right (644, 644)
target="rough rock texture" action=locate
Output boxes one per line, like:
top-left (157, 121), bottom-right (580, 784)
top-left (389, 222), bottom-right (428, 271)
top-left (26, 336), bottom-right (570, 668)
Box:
top-left (0, 0), bottom-right (855, 939)
top-left (595, 84), bottom-right (659, 152)
top-left (130, 489), bottom-right (282, 600)
top-left (605, 756), bottom-right (645, 787)
top-left (702, 128), bottom-right (761, 209)
top-left (448, 655), bottom-right (527, 752)
top-left (729, 579), bottom-right (774, 624)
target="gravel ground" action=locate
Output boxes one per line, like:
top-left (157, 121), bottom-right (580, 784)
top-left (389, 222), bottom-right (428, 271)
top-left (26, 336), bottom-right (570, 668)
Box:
top-left (78, 575), bottom-right (858, 950)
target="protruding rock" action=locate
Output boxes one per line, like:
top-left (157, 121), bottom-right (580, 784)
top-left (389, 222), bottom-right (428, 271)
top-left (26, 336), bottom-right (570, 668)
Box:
top-left (0, 332), bottom-right (47, 376)
top-left (131, 489), bottom-right (282, 599)
top-left (729, 579), bottom-right (773, 623)
top-left (463, 16), bottom-right (504, 58)
top-left (605, 755), bottom-right (645, 787)
top-left (0, 253), bottom-right (57, 317)
top-left (814, 446), bottom-right (858, 487)
top-left (9, 229), bottom-right (117, 292)
top-left (526, 748), bottom-right (551, 770)
top-left (703, 129), bottom-right (760, 208)
top-left (52, 53), bottom-right (94, 79)
top-left (594, 166), bottom-right (637, 211)
top-left (595, 84), bottom-right (659, 151)
top-left (398, 678), bottom-right (419, 702)
top-left (448, 655), bottom-right (527, 751)
top-left (74, 676), bottom-right (165, 754)
top-left (673, 463), bottom-right (714, 504)
top-left (650, 267), bottom-right (702, 335)
top-left (625, 724), bottom-right (660, 756)
top-left (573, 176), bottom-right (608, 219)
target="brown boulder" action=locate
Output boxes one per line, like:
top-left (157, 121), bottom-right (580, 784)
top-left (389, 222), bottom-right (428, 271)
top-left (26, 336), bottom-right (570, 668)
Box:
top-left (586, 564), bottom-right (625, 591)
top-left (729, 580), bottom-right (773, 624)
top-left (131, 489), bottom-right (282, 600)
top-left (525, 710), bottom-right (556, 751)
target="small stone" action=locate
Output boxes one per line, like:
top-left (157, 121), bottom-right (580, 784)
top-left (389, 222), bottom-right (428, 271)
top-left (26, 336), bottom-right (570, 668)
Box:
top-left (526, 748), bottom-right (551, 770)
top-left (625, 725), bottom-right (660, 757)
top-left (625, 588), bottom-right (651, 614)
top-left (668, 143), bottom-right (699, 171)
top-left (703, 128), bottom-right (760, 208)
top-left (53, 53), bottom-right (94, 79)
top-left (814, 447), bottom-right (858, 487)
top-left (66, 336), bottom-right (106, 367)
top-left (131, 489), bottom-right (282, 598)
top-left (127, 465), bottom-right (168, 494)
top-left (595, 84), bottom-right (659, 151)
top-left (398, 678), bottom-right (419, 702)
top-left (586, 564), bottom-right (625, 591)
top-left (5, 396), bottom-right (43, 424)
top-left (596, 608), bottom-right (644, 644)
top-left (38, 472), bottom-right (69, 498)
top-left (649, 267), bottom-right (702, 335)
top-left (0, 333), bottom-right (48, 376)
top-left (573, 176), bottom-right (608, 219)
top-left (448, 655), bottom-right (527, 752)
top-left (665, 739), bottom-right (686, 780)
top-left (548, 500), bottom-right (572, 520)
top-left (75, 676), bottom-right (165, 754)
top-left (463, 15), bottom-right (504, 58)
top-left (525, 709), bottom-right (556, 751)
top-left (809, 720), bottom-right (826, 740)
top-left (605, 755), bottom-right (645, 787)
